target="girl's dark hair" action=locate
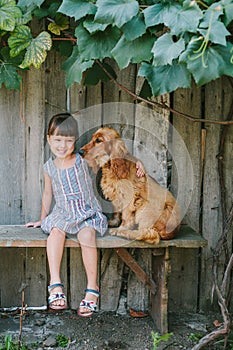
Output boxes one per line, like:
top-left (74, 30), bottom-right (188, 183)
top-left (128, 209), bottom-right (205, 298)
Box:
top-left (48, 113), bottom-right (78, 138)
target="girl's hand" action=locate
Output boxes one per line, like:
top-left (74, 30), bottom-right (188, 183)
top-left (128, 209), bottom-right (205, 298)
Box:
top-left (136, 161), bottom-right (145, 177)
top-left (25, 221), bottom-right (42, 228)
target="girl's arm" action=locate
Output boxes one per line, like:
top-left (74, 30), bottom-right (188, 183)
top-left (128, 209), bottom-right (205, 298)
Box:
top-left (25, 172), bottom-right (53, 227)
top-left (40, 172), bottom-right (53, 221)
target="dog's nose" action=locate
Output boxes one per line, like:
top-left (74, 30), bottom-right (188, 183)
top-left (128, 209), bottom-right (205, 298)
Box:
top-left (79, 149), bottom-right (85, 156)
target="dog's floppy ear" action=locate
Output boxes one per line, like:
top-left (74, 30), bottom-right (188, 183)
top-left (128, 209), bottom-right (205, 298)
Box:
top-left (110, 138), bottom-right (131, 179)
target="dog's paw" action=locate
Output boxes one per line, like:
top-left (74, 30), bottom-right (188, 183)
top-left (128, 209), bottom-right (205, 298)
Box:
top-left (108, 218), bottom-right (121, 228)
top-left (109, 228), bottom-right (118, 236)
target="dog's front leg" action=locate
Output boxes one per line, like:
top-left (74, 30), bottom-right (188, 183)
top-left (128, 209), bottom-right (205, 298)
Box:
top-left (108, 212), bottom-right (122, 227)
top-left (110, 207), bottom-right (135, 233)
top-left (122, 200), bottom-right (137, 228)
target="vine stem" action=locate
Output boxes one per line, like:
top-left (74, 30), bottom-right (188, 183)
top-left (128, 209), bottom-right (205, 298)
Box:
top-left (52, 37), bottom-right (77, 42)
top-left (96, 60), bottom-right (233, 125)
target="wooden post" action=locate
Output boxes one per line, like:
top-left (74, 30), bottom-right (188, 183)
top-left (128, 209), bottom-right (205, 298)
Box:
top-left (151, 248), bottom-right (170, 334)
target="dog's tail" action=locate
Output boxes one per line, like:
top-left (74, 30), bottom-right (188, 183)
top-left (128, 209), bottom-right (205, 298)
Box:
top-left (138, 228), bottom-right (161, 245)
top-left (154, 201), bottom-right (181, 240)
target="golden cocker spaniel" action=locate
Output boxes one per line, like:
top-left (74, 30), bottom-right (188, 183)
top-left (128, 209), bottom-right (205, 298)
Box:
top-left (80, 127), bottom-right (181, 244)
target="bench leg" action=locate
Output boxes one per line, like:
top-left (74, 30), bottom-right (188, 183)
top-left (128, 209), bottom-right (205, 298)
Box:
top-left (151, 247), bottom-right (170, 334)
top-left (114, 248), bottom-right (156, 295)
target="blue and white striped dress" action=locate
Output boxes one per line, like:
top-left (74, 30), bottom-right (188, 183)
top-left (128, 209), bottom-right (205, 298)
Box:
top-left (41, 153), bottom-right (108, 236)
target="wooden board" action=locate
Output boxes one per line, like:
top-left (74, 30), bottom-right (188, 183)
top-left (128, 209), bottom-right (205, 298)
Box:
top-left (127, 249), bottom-right (151, 311)
top-left (171, 83), bottom-right (202, 312)
top-left (100, 249), bottom-right (124, 311)
top-left (168, 248), bottom-right (200, 312)
top-left (200, 77), bottom-right (232, 310)
top-left (0, 225), bottom-right (207, 248)
top-left (0, 248), bottom-right (26, 307)
top-left (151, 247), bottom-right (170, 333)
top-left (172, 83), bottom-right (202, 229)
top-left (24, 248), bottom-right (47, 307)
top-left (0, 87), bottom-right (23, 224)
top-left (134, 103), bottom-right (169, 187)
top-left (69, 248), bottom-right (88, 310)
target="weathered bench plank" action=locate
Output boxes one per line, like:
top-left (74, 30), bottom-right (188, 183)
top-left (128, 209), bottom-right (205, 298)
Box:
top-left (0, 224), bottom-right (207, 334)
top-left (0, 224), bottom-right (207, 248)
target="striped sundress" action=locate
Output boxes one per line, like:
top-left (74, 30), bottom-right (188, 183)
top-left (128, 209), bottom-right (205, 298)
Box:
top-left (41, 153), bottom-right (108, 236)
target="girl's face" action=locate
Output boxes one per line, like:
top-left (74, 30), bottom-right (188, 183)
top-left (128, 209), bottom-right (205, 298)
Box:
top-left (47, 134), bottom-right (76, 159)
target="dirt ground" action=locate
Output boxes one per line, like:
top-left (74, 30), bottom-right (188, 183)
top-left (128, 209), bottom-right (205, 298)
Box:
top-left (0, 308), bottom-right (229, 349)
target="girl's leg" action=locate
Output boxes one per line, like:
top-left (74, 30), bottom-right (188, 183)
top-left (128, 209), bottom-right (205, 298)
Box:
top-left (77, 227), bottom-right (99, 313)
top-left (47, 227), bottom-right (66, 307)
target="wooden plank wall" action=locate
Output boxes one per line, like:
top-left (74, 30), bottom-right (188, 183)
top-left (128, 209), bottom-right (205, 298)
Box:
top-left (200, 77), bottom-right (233, 310)
top-left (0, 55), bottom-right (232, 315)
top-left (170, 81), bottom-right (202, 312)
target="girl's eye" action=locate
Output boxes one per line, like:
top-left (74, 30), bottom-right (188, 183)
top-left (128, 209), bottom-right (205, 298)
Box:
top-left (95, 138), bottom-right (102, 144)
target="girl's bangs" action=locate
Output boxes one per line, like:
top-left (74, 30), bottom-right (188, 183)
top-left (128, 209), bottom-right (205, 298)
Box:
top-left (53, 126), bottom-right (76, 138)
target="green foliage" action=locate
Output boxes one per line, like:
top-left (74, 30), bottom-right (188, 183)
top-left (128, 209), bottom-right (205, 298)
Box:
top-left (55, 334), bottom-right (69, 347)
top-left (188, 332), bottom-right (204, 342)
top-left (0, 0), bottom-right (232, 94)
top-left (0, 335), bottom-right (29, 350)
top-left (151, 331), bottom-right (173, 349)
top-left (0, 0), bottom-right (22, 32)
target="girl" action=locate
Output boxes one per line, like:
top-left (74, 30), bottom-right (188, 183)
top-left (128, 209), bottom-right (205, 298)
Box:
top-left (26, 113), bottom-right (144, 317)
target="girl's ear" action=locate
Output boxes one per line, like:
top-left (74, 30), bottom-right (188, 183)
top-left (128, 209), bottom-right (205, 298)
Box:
top-left (47, 135), bottom-right (51, 145)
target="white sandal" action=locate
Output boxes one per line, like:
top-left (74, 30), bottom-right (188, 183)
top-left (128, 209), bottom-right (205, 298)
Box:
top-left (48, 283), bottom-right (67, 310)
top-left (78, 288), bottom-right (100, 317)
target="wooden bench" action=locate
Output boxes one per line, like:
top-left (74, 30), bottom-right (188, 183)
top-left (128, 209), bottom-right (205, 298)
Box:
top-left (0, 224), bottom-right (207, 334)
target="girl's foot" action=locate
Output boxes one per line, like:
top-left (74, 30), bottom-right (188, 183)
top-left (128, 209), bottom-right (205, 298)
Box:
top-left (48, 283), bottom-right (67, 310)
top-left (78, 288), bottom-right (100, 317)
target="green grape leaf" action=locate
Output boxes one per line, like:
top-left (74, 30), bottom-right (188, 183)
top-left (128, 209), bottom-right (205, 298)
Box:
top-left (163, 0), bottom-right (203, 35)
top-left (75, 24), bottom-right (120, 61)
top-left (83, 19), bottom-right (108, 34)
top-left (111, 33), bottom-right (154, 69)
top-left (94, 0), bottom-right (139, 28)
top-left (0, 62), bottom-right (22, 89)
top-left (58, 0), bottom-right (96, 21)
top-left (33, 7), bottom-right (49, 20)
top-left (198, 21), bottom-right (230, 46)
top-left (144, 1), bottom-right (202, 34)
top-left (48, 14), bottom-right (69, 35)
top-left (84, 61), bottom-right (117, 85)
top-left (180, 41), bottom-right (233, 86)
top-left (17, 0), bottom-right (44, 8)
top-left (16, 10), bottom-right (32, 26)
top-left (121, 13), bottom-right (146, 40)
top-left (0, 0), bottom-right (22, 31)
top-left (19, 31), bottom-right (52, 69)
top-left (1, 45), bottom-right (25, 65)
top-left (62, 46), bottom-right (94, 87)
top-left (144, 3), bottom-right (178, 28)
top-left (200, 2), bottom-right (223, 27)
top-left (222, 0), bottom-right (233, 25)
top-left (33, 2), bottom-right (60, 19)
top-left (138, 61), bottom-right (191, 96)
top-left (8, 25), bottom-right (32, 57)
top-left (152, 33), bottom-right (185, 66)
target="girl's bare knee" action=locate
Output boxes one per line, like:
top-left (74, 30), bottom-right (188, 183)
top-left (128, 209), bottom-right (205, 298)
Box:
top-left (78, 227), bottom-right (96, 247)
top-left (49, 227), bottom-right (66, 239)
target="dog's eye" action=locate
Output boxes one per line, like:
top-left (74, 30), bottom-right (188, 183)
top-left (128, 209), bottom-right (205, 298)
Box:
top-left (95, 138), bottom-right (102, 144)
